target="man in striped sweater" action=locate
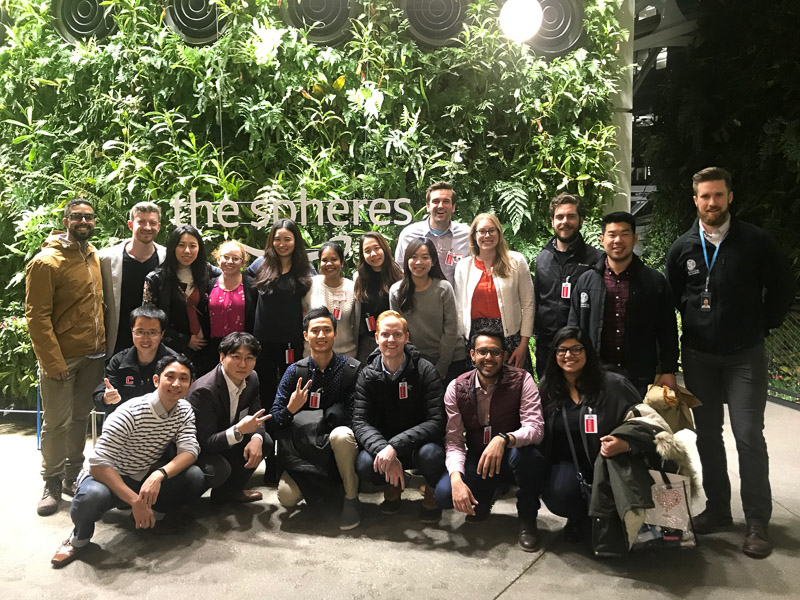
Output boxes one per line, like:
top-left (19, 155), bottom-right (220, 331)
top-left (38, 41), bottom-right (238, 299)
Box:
top-left (50, 355), bottom-right (205, 568)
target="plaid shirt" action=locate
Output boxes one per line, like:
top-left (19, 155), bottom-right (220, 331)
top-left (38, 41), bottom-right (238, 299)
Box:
top-left (600, 259), bottom-right (631, 369)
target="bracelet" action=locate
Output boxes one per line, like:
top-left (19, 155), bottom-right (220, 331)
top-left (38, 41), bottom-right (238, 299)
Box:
top-left (157, 467), bottom-right (168, 480)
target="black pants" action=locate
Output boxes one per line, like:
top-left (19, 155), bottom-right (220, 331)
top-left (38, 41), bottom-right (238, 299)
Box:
top-left (196, 434), bottom-right (275, 492)
top-left (683, 341), bottom-right (771, 527)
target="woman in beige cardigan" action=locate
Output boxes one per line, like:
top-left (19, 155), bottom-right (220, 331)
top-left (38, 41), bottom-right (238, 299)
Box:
top-left (454, 213), bottom-right (534, 373)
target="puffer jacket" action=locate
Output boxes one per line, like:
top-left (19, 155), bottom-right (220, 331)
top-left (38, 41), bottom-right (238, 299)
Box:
top-left (351, 344), bottom-right (446, 457)
top-left (25, 232), bottom-right (105, 374)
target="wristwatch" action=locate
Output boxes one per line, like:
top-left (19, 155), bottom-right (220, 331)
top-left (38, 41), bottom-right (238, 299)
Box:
top-left (233, 426), bottom-right (243, 443)
top-left (498, 432), bottom-right (511, 447)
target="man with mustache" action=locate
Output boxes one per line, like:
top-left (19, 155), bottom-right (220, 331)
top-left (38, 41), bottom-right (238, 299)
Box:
top-left (568, 211), bottom-right (679, 396)
top-left (666, 167), bottom-right (795, 558)
top-left (394, 181), bottom-right (470, 287)
top-left (26, 198), bottom-right (106, 516)
top-left (533, 193), bottom-right (603, 377)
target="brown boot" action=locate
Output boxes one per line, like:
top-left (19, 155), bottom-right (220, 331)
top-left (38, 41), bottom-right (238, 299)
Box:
top-left (742, 525), bottom-right (772, 558)
top-left (37, 477), bottom-right (62, 516)
top-left (420, 485), bottom-right (441, 523)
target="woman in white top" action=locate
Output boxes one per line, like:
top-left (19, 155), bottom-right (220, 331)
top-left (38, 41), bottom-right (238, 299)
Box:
top-left (454, 213), bottom-right (534, 373)
top-left (304, 241), bottom-right (360, 357)
top-left (389, 237), bottom-right (466, 383)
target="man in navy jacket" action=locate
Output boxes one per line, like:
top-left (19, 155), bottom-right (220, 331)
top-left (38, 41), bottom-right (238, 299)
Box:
top-left (569, 212), bottom-right (679, 396)
top-left (666, 166), bottom-right (795, 558)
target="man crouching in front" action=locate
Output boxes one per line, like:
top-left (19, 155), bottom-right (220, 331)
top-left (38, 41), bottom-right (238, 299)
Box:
top-left (51, 355), bottom-right (205, 568)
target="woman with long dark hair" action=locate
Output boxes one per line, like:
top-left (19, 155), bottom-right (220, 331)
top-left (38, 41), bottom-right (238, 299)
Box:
top-left (353, 232), bottom-right (402, 363)
top-left (389, 237), bottom-right (465, 383)
top-left (252, 219), bottom-right (313, 406)
top-left (538, 326), bottom-right (640, 542)
top-left (454, 213), bottom-right (534, 374)
top-left (143, 224), bottom-right (220, 375)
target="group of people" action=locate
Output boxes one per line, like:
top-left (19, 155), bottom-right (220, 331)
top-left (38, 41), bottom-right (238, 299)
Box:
top-left (24, 168), bottom-right (794, 569)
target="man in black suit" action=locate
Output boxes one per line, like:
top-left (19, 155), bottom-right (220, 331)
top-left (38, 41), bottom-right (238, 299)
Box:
top-left (187, 332), bottom-right (272, 503)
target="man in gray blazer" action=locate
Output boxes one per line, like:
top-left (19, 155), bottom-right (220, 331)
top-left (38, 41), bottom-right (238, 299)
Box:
top-left (99, 202), bottom-right (166, 356)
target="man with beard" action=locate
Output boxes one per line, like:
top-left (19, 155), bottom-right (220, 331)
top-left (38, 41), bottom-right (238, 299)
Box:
top-left (394, 181), bottom-right (470, 287)
top-left (568, 212), bottom-right (678, 396)
top-left (99, 201), bottom-right (165, 356)
top-left (533, 193), bottom-right (603, 377)
top-left (26, 199), bottom-right (106, 516)
top-left (433, 324), bottom-right (545, 551)
top-left (666, 167), bottom-right (794, 558)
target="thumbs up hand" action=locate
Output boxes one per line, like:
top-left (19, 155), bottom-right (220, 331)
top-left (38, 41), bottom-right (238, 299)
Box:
top-left (103, 378), bottom-right (122, 406)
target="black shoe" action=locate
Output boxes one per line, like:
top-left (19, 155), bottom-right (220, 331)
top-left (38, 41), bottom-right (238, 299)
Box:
top-left (742, 525), bottom-right (772, 558)
top-left (519, 519), bottom-right (539, 552)
top-left (465, 502), bottom-right (492, 523)
top-left (62, 478), bottom-right (78, 498)
top-left (563, 518), bottom-right (587, 543)
top-left (380, 498), bottom-right (402, 515)
top-left (693, 509), bottom-right (733, 534)
top-left (420, 505), bottom-right (442, 524)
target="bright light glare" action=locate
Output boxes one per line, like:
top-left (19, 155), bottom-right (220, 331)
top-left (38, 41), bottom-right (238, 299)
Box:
top-left (499, 0), bottom-right (544, 44)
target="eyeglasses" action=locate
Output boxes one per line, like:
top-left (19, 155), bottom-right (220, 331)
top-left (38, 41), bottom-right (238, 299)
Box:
top-left (226, 353), bottom-right (257, 363)
top-left (476, 228), bottom-right (498, 237)
top-left (67, 213), bottom-right (96, 222)
top-left (220, 255), bottom-right (243, 263)
top-left (133, 329), bottom-right (162, 338)
top-left (555, 345), bottom-right (585, 357)
top-left (475, 347), bottom-right (503, 357)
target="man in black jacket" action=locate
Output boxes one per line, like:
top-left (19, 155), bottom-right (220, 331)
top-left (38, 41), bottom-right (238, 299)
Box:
top-left (352, 310), bottom-right (447, 522)
top-left (187, 332), bottom-right (272, 503)
top-left (534, 193), bottom-right (603, 377)
top-left (666, 167), bottom-right (795, 558)
top-left (93, 305), bottom-right (177, 418)
top-left (568, 212), bottom-right (679, 395)
top-left (270, 307), bottom-right (363, 531)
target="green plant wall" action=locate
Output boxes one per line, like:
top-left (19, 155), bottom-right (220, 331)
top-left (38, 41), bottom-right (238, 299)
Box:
top-left (0, 0), bottom-right (625, 406)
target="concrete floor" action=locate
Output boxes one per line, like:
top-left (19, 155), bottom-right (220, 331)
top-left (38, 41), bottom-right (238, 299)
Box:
top-left (1, 401), bottom-right (798, 600)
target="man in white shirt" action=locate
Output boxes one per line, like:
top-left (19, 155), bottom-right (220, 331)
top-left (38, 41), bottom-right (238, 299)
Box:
top-left (51, 355), bottom-right (205, 568)
top-left (394, 181), bottom-right (470, 287)
top-left (187, 332), bottom-right (272, 504)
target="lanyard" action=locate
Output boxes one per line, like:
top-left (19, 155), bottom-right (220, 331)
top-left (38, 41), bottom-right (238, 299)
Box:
top-left (699, 222), bottom-right (722, 292)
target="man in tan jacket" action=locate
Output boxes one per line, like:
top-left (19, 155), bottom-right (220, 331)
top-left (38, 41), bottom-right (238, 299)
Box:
top-left (26, 198), bottom-right (106, 516)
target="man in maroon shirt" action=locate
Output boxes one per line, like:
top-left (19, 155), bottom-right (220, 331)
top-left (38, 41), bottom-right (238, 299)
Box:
top-left (568, 212), bottom-right (678, 396)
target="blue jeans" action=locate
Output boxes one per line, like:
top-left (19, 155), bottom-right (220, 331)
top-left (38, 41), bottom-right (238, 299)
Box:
top-left (683, 342), bottom-right (771, 526)
top-left (355, 443), bottom-right (445, 489)
top-left (70, 466), bottom-right (205, 541)
top-left (434, 445), bottom-right (546, 520)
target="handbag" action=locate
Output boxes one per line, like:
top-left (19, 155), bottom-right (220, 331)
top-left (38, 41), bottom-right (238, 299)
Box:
top-left (632, 470), bottom-right (697, 550)
top-left (562, 405), bottom-right (593, 511)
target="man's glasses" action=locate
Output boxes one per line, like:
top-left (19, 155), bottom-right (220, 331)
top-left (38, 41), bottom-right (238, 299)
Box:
top-left (67, 213), bottom-right (96, 222)
top-left (475, 347), bottom-right (503, 357)
top-left (555, 345), bottom-right (585, 356)
top-left (133, 329), bottom-right (162, 338)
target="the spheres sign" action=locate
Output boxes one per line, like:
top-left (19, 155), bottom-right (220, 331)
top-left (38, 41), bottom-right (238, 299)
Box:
top-left (170, 189), bottom-right (416, 258)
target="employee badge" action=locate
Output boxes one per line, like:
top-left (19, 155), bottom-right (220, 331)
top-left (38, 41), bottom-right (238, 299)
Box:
top-left (584, 414), bottom-right (598, 434)
top-left (483, 425), bottom-right (492, 444)
top-left (700, 291), bottom-right (712, 312)
top-left (561, 281), bottom-right (572, 299)
top-left (309, 391), bottom-right (321, 409)
top-left (398, 381), bottom-right (408, 399)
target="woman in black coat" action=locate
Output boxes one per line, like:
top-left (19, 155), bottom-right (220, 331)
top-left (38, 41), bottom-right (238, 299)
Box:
top-left (143, 224), bottom-right (220, 376)
top-left (538, 326), bottom-right (641, 542)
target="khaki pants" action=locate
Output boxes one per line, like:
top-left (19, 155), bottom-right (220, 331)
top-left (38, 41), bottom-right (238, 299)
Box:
top-left (277, 426), bottom-right (360, 507)
top-left (39, 356), bottom-right (104, 480)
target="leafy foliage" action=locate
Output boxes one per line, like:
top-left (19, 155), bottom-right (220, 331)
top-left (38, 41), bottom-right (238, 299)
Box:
top-left (0, 0), bottom-right (625, 406)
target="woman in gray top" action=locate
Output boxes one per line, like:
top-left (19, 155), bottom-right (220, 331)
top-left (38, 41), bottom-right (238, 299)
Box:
top-left (389, 237), bottom-right (466, 384)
